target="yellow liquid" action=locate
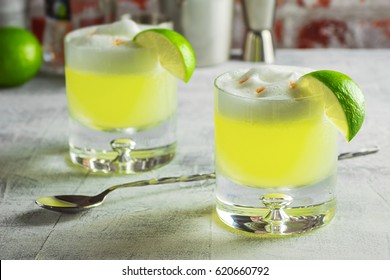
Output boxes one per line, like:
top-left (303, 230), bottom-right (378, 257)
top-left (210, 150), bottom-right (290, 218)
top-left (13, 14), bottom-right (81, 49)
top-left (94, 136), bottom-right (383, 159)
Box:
top-left (65, 67), bottom-right (177, 130)
top-left (215, 96), bottom-right (337, 188)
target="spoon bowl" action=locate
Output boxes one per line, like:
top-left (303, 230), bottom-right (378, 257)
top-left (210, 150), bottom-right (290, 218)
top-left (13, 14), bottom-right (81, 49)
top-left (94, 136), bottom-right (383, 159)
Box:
top-left (36, 195), bottom-right (105, 213)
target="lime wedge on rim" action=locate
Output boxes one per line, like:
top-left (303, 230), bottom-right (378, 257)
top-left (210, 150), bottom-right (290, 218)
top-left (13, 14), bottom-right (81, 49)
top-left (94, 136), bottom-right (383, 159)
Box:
top-left (134, 28), bottom-right (196, 83)
top-left (295, 70), bottom-right (365, 142)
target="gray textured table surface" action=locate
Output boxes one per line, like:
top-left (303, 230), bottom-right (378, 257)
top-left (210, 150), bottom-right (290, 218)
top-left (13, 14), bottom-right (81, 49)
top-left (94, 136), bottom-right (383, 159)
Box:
top-left (0, 49), bottom-right (389, 260)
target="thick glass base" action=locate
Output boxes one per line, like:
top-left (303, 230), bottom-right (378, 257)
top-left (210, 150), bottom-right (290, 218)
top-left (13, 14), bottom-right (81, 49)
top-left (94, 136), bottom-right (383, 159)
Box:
top-left (69, 143), bottom-right (175, 174)
top-left (216, 173), bottom-right (337, 235)
top-left (217, 199), bottom-right (336, 235)
top-left (68, 115), bottom-right (176, 174)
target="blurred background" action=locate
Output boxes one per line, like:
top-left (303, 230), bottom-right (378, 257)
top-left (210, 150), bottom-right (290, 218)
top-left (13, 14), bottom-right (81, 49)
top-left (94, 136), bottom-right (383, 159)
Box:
top-left (1, 0), bottom-right (389, 73)
top-left (2, 0), bottom-right (389, 47)
top-left (274, 0), bottom-right (390, 48)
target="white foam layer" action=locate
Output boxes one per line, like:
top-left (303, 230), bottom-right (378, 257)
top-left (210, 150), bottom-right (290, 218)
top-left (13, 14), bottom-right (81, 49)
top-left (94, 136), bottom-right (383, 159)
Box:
top-left (65, 19), bottom-right (165, 73)
top-left (95, 19), bottom-right (141, 37)
top-left (215, 66), bottom-right (324, 122)
top-left (67, 19), bottom-right (141, 50)
top-left (216, 66), bottom-right (312, 99)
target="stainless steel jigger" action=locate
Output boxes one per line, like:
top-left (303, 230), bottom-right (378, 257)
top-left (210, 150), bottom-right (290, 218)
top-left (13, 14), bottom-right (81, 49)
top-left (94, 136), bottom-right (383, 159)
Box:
top-left (242, 0), bottom-right (276, 63)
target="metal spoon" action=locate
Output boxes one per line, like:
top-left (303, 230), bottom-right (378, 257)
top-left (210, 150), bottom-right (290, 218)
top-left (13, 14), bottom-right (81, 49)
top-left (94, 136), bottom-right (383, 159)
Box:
top-left (35, 147), bottom-right (378, 213)
top-left (35, 173), bottom-right (216, 213)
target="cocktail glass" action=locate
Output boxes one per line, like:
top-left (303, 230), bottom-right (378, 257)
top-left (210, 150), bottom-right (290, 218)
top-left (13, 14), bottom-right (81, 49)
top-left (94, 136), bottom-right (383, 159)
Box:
top-left (64, 20), bottom-right (177, 173)
top-left (214, 66), bottom-right (338, 235)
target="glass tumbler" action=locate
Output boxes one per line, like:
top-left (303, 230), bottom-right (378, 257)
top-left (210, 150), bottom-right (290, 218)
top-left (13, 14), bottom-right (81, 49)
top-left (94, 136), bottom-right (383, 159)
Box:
top-left (214, 66), bottom-right (338, 235)
top-left (64, 24), bottom-right (177, 174)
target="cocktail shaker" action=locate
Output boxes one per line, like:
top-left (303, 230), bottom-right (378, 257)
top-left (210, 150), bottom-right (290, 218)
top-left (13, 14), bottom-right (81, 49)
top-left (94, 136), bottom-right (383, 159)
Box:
top-left (242, 0), bottom-right (276, 63)
top-left (159, 0), bottom-right (234, 67)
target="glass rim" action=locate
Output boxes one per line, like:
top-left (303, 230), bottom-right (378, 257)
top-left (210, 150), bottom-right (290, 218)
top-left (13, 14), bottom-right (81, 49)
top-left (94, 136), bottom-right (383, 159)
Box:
top-left (214, 66), bottom-right (323, 101)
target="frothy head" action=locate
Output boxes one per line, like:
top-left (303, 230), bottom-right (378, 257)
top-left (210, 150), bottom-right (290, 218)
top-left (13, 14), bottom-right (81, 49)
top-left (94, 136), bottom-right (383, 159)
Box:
top-left (66, 19), bottom-right (141, 49)
top-left (215, 66), bottom-right (324, 123)
top-left (65, 19), bottom-right (167, 73)
top-left (215, 66), bottom-right (312, 99)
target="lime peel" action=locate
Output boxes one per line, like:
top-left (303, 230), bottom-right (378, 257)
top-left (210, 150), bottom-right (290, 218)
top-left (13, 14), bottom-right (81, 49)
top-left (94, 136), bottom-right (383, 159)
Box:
top-left (134, 29), bottom-right (196, 83)
top-left (296, 70), bottom-right (365, 142)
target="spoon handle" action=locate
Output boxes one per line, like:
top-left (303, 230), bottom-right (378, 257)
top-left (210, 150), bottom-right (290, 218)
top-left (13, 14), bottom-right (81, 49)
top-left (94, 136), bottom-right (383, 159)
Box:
top-left (338, 146), bottom-right (379, 160)
top-left (105, 147), bottom-right (378, 192)
top-left (107, 172), bottom-right (216, 192)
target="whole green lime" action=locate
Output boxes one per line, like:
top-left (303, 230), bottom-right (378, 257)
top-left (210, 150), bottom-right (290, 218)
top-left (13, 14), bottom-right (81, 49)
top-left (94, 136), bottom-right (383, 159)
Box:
top-left (0, 27), bottom-right (42, 87)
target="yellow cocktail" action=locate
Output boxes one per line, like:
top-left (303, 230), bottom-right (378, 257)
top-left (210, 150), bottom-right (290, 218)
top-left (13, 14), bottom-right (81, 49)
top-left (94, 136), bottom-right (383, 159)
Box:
top-left (66, 66), bottom-right (176, 131)
top-left (215, 97), bottom-right (337, 188)
top-left (64, 19), bottom-right (178, 173)
top-left (214, 66), bottom-right (338, 235)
